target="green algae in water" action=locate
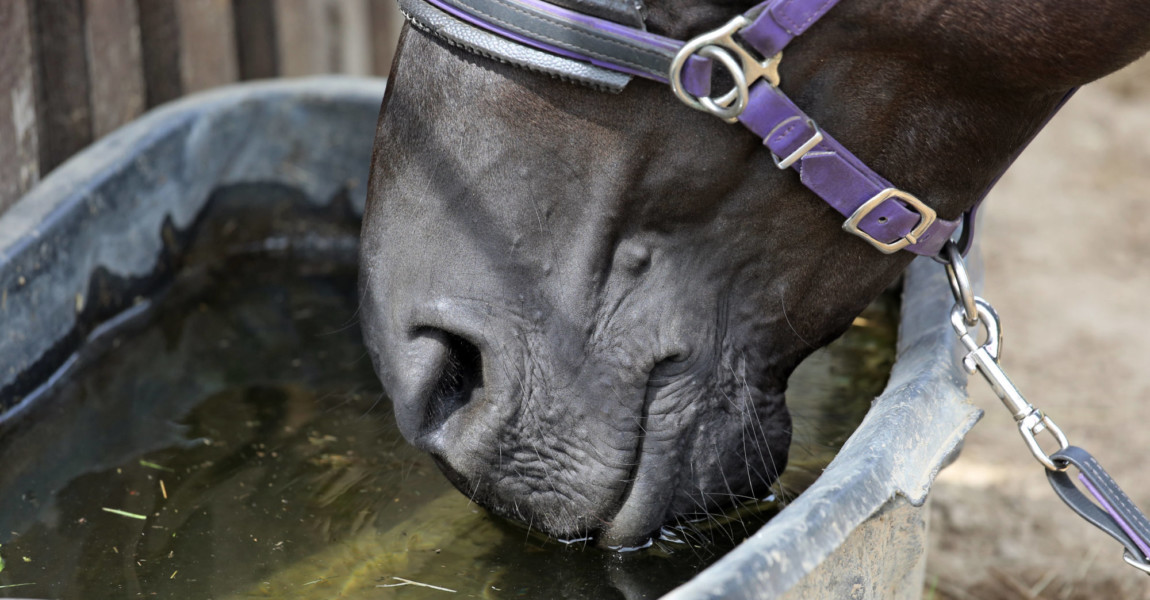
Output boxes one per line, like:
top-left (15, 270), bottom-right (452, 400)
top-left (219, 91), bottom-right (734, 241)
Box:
top-left (0, 248), bottom-right (896, 600)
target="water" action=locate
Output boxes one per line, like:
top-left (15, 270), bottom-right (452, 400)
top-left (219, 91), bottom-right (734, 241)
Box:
top-left (0, 191), bottom-right (897, 600)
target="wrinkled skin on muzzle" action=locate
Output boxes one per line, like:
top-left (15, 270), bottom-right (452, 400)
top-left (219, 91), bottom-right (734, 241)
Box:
top-left (360, 0), bottom-right (1150, 546)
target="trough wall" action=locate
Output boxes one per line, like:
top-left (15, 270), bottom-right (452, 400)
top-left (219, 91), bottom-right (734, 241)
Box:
top-left (0, 0), bottom-right (401, 215)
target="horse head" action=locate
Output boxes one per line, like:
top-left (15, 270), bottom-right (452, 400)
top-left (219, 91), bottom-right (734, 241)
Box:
top-left (360, 0), bottom-right (1150, 546)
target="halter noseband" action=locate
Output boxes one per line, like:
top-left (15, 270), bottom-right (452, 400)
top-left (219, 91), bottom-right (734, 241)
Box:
top-left (398, 0), bottom-right (1062, 256)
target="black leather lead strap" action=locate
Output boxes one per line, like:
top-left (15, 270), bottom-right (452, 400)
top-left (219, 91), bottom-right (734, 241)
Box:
top-left (1046, 446), bottom-right (1150, 574)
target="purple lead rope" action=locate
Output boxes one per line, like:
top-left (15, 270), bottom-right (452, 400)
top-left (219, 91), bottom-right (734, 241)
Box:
top-left (1044, 445), bottom-right (1150, 572)
top-left (1080, 474), bottom-right (1150, 561)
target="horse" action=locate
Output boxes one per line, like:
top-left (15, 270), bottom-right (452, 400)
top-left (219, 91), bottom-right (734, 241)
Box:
top-left (359, 0), bottom-right (1150, 547)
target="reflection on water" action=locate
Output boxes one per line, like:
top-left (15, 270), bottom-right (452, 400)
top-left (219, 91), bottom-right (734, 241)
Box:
top-left (0, 195), bottom-right (896, 600)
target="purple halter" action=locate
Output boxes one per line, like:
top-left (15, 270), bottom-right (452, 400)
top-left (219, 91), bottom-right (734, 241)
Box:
top-left (401, 0), bottom-right (1059, 256)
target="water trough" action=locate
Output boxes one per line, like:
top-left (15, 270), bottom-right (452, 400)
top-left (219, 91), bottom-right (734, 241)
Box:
top-left (0, 76), bottom-right (981, 599)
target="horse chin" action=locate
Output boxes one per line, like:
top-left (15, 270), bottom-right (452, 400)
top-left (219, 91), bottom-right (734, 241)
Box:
top-left (417, 367), bottom-right (791, 548)
top-left (596, 383), bottom-right (790, 547)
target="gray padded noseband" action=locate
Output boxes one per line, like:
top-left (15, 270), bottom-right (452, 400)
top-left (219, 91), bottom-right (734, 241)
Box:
top-left (399, 0), bottom-right (634, 92)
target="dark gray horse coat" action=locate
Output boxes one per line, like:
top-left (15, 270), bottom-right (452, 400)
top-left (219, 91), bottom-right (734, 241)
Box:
top-left (361, 0), bottom-right (1150, 546)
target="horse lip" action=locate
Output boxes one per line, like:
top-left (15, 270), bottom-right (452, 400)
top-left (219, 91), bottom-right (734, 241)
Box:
top-left (598, 440), bottom-right (677, 548)
top-left (597, 361), bottom-right (684, 548)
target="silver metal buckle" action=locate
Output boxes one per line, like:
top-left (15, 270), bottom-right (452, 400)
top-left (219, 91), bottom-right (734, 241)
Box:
top-left (669, 15), bottom-right (782, 123)
top-left (769, 117), bottom-right (823, 169)
top-left (842, 188), bottom-right (937, 254)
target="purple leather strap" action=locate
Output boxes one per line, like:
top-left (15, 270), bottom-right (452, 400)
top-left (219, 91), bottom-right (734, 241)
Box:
top-left (740, 0), bottom-right (841, 57)
top-left (723, 0), bottom-right (961, 255)
top-left (737, 81), bottom-right (960, 255)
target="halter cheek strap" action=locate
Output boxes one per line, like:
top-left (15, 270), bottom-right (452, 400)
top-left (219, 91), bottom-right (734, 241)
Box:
top-left (399, 0), bottom-right (1063, 257)
top-left (739, 0), bottom-right (842, 57)
top-left (736, 76), bottom-right (955, 255)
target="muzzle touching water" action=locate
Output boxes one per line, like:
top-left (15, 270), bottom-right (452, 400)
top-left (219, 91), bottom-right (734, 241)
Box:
top-left (364, 284), bottom-right (792, 546)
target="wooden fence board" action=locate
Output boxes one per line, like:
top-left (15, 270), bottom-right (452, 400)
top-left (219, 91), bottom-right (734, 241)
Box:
top-left (30, 0), bottom-right (93, 174)
top-left (139, 0), bottom-right (238, 106)
top-left (274, 0), bottom-right (327, 77)
top-left (335, 0), bottom-right (372, 75)
top-left (137, 0), bottom-right (182, 107)
top-left (83, 0), bottom-right (145, 138)
top-left (369, 0), bottom-right (402, 77)
top-left (0, 0), bottom-right (40, 213)
top-left (275, 0), bottom-right (374, 76)
top-left (1, 0), bottom-right (400, 217)
top-left (233, 0), bottom-right (279, 79)
top-left (176, 0), bottom-right (239, 93)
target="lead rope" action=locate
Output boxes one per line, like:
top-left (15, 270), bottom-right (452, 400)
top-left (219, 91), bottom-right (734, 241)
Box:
top-left (941, 241), bottom-right (1150, 575)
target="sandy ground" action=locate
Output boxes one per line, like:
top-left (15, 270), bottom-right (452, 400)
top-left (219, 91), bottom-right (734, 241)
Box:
top-left (925, 55), bottom-right (1150, 599)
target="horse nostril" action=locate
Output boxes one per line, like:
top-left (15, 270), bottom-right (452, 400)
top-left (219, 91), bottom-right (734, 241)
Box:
top-left (423, 330), bottom-right (483, 433)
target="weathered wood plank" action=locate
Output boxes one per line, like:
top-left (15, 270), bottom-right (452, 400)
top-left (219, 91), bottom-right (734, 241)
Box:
top-left (137, 0), bottom-right (182, 107)
top-left (274, 0), bottom-right (373, 76)
top-left (274, 0), bottom-right (327, 76)
top-left (368, 0), bottom-right (402, 77)
top-left (30, 0), bottom-right (93, 174)
top-left (0, 0), bottom-right (40, 213)
top-left (335, 0), bottom-right (372, 75)
top-left (84, 0), bottom-right (146, 138)
top-left (176, 0), bottom-right (238, 93)
top-left (233, 0), bottom-right (279, 79)
top-left (138, 0), bottom-right (238, 107)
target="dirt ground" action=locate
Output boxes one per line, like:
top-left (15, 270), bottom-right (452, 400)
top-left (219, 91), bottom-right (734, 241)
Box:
top-left (925, 55), bottom-right (1150, 599)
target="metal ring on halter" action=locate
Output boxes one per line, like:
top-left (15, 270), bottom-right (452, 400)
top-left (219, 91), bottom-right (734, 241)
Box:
top-left (697, 46), bottom-right (748, 122)
top-left (670, 45), bottom-right (748, 123)
top-left (943, 241), bottom-right (978, 326)
top-left (669, 15), bottom-right (782, 123)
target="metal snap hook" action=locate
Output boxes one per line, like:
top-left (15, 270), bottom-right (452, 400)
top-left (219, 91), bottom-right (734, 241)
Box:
top-left (950, 298), bottom-right (1001, 367)
top-left (949, 297), bottom-right (1070, 471)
